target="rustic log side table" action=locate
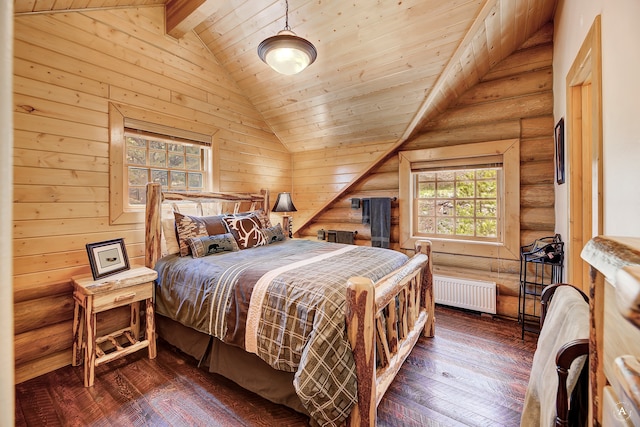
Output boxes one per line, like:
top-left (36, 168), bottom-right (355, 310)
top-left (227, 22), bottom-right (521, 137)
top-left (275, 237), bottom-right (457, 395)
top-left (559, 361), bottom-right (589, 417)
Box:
top-left (71, 266), bottom-right (158, 387)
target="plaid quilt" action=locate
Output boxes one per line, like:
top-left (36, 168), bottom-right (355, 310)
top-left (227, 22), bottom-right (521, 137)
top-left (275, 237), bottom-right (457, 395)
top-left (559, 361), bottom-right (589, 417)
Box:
top-left (154, 239), bottom-right (409, 426)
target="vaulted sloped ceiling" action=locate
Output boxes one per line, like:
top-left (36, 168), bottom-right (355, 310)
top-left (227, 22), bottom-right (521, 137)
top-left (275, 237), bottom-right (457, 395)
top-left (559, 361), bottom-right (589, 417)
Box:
top-left (14, 0), bottom-right (557, 153)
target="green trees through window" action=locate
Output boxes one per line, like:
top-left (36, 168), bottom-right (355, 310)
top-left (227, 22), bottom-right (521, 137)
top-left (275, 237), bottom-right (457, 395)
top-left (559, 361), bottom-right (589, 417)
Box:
top-left (399, 139), bottom-right (520, 259)
top-left (414, 168), bottom-right (499, 240)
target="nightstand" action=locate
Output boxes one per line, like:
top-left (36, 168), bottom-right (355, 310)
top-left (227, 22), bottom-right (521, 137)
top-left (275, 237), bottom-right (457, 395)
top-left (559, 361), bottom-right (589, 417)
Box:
top-left (71, 266), bottom-right (158, 387)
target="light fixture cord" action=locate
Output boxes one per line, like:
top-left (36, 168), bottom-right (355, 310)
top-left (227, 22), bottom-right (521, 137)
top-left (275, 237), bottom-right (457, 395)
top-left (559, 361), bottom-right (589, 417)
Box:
top-left (284, 0), bottom-right (291, 31)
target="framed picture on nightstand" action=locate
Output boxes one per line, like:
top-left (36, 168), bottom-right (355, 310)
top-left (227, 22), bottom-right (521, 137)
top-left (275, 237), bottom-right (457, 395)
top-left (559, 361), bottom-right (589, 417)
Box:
top-left (86, 238), bottom-right (130, 280)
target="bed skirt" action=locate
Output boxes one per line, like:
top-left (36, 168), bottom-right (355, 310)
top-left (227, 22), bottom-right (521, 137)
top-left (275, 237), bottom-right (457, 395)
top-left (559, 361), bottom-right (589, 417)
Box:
top-left (156, 314), bottom-right (309, 416)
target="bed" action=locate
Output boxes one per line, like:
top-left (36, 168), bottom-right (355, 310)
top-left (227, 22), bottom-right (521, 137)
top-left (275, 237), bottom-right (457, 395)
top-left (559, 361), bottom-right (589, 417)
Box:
top-left (144, 182), bottom-right (434, 426)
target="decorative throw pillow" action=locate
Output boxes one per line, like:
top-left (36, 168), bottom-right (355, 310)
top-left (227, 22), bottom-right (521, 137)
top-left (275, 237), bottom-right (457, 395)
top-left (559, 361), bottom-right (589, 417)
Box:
top-left (174, 212), bottom-right (228, 256)
top-left (230, 209), bottom-right (272, 229)
top-left (161, 218), bottom-right (180, 255)
top-left (253, 209), bottom-right (273, 229)
top-left (187, 233), bottom-right (239, 258)
top-left (262, 223), bottom-right (286, 244)
top-left (222, 213), bottom-right (267, 249)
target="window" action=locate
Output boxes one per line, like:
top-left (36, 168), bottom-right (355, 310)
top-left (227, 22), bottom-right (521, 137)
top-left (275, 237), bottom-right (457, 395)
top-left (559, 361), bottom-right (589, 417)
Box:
top-left (125, 130), bottom-right (209, 207)
top-left (413, 167), bottom-right (500, 240)
top-left (399, 139), bottom-right (520, 259)
top-left (109, 103), bottom-right (218, 225)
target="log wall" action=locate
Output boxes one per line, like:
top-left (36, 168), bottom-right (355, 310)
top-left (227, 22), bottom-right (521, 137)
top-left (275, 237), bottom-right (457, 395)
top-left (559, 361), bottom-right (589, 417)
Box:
top-left (13, 6), bottom-right (291, 383)
top-left (296, 23), bottom-right (556, 319)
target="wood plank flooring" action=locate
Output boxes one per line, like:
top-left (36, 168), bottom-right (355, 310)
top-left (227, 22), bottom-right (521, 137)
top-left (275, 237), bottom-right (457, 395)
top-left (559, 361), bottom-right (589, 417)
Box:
top-left (15, 307), bottom-right (538, 426)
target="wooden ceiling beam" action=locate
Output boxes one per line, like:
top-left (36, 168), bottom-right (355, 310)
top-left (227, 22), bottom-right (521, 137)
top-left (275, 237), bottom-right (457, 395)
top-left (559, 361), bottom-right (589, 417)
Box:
top-left (165, 0), bottom-right (218, 39)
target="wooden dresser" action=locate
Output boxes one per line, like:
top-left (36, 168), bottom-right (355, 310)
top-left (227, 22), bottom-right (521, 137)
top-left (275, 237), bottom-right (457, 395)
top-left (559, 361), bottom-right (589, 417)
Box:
top-left (581, 236), bottom-right (640, 426)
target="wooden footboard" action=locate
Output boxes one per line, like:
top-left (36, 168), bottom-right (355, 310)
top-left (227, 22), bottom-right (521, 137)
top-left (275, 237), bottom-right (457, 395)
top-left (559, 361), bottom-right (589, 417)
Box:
top-left (346, 240), bottom-right (433, 426)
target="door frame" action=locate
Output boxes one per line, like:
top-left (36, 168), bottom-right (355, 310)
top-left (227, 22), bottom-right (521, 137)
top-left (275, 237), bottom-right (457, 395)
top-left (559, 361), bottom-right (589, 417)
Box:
top-left (566, 15), bottom-right (603, 293)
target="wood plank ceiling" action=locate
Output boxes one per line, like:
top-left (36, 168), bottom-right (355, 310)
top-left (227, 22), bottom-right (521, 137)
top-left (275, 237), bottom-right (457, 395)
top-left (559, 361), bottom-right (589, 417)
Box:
top-left (14, 0), bottom-right (557, 153)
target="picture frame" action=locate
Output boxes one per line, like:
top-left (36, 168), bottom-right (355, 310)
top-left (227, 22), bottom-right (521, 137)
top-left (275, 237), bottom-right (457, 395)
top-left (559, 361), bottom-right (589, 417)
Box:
top-left (86, 238), bottom-right (130, 280)
top-left (555, 118), bottom-right (565, 184)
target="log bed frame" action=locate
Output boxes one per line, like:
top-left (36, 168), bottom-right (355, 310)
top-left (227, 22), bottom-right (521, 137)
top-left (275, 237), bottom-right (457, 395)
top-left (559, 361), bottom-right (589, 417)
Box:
top-left (143, 182), bottom-right (435, 426)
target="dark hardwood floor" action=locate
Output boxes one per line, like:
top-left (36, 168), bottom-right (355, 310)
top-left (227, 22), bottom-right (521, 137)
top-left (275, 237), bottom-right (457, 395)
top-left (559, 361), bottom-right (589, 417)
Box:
top-left (15, 306), bottom-right (537, 426)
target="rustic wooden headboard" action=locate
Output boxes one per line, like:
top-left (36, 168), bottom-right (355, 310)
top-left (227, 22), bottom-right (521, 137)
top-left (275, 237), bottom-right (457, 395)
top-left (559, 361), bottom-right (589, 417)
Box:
top-left (144, 182), bottom-right (270, 269)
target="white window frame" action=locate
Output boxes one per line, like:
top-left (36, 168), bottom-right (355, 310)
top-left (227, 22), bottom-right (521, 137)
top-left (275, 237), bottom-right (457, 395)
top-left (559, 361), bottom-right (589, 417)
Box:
top-left (399, 139), bottom-right (520, 259)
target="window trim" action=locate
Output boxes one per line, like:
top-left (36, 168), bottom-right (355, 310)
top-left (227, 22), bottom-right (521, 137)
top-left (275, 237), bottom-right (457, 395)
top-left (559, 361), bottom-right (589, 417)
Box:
top-left (399, 139), bottom-right (520, 260)
top-left (109, 103), bottom-right (219, 225)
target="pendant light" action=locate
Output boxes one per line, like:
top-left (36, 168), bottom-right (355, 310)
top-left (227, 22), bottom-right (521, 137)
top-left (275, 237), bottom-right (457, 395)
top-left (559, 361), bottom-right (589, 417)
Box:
top-left (258, 0), bottom-right (317, 75)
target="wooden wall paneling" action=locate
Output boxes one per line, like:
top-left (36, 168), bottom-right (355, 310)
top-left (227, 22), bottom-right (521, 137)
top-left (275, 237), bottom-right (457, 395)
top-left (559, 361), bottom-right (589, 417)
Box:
top-left (13, 229), bottom-right (143, 258)
top-left (14, 295), bottom-right (74, 335)
top-left (14, 305), bottom-right (132, 384)
top-left (14, 79), bottom-right (108, 120)
top-left (14, 113), bottom-right (107, 143)
top-left (297, 24), bottom-right (554, 319)
top-left (407, 120), bottom-right (521, 150)
top-left (520, 160), bottom-right (555, 185)
top-left (520, 116), bottom-right (555, 138)
top-left (13, 130), bottom-right (108, 158)
top-left (454, 68), bottom-right (552, 107)
top-left (350, 172), bottom-right (399, 192)
top-left (14, 169), bottom-right (106, 203)
top-left (521, 185), bottom-right (555, 207)
top-left (292, 141), bottom-right (393, 227)
top-left (13, 201), bottom-right (109, 221)
top-left (15, 322), bottom-right (72, 366)
top-left (13, 57), bottom-right (109, 98)
top-left (13, 6), bottom-right (291, 382)
top-left (520, 136), bottom-right (554, 162)
top-left (427, 92), bottom-right (553, 130)
top-left (13, 217), bottom-right (135, 239)
top-left (14, 250), bottom-right (98, 276)
top-left (13, 148), bottom-right (108, 173)
top-left (13, 280), bottom-right (72, 306)
top-left (14, 166), bottom-right (106, 188)
top-left (432, 252), bottom-right (520, 276)
top-left (520, 207), bottom-right (555, 230)
top-left (48, 11), bottom-right (223, 93)
top-left (14, 351), bottom-right (69, 385)
top-left (481, 42), bottom-right (553, 82)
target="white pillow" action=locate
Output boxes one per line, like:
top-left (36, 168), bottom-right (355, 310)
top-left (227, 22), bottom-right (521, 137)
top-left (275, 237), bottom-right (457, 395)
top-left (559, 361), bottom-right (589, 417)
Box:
top-left (162, 218), bottom-right (180, 255)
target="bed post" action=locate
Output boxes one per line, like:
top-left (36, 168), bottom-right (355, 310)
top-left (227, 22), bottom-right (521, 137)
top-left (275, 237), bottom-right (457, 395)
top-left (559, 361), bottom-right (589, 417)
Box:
top-left (415, 240), bottom-right (434, 337)
top-left (346, 276), bottom-right (376, 427)
top-left (145, 183), bottom-right (162, 269)
top-left (261, 189), bottom-right (270, 215)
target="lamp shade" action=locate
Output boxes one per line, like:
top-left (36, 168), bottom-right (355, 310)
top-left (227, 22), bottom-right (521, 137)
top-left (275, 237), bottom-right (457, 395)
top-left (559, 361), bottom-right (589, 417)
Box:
top-left (258, 30), bottom-right (317, 75)
top-left (272, 192), bottom-right (297, 212)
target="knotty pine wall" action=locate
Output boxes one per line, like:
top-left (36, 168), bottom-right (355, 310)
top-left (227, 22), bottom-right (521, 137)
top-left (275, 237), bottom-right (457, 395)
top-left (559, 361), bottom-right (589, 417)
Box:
top-left (13, 6), bottom-right (291, 383)
top-left (296, 23), bottom-right (556, 319)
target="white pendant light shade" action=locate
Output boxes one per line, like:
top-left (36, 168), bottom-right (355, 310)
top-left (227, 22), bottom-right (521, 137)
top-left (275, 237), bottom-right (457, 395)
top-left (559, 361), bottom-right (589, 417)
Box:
top-left (258, 0), bottom-right (317, 75)
top-left (258, 30), bottom-right (317, 75)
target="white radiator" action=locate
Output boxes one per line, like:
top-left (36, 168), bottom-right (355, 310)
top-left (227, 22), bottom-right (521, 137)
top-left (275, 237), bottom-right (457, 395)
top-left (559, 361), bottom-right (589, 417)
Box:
top-left (433, 275), bottom-right (496, 314)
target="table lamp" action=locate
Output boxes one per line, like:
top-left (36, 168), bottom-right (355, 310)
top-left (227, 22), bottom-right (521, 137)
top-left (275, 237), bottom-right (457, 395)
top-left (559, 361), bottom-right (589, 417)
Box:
top-left (272, 192), bottom-right (297, 238)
